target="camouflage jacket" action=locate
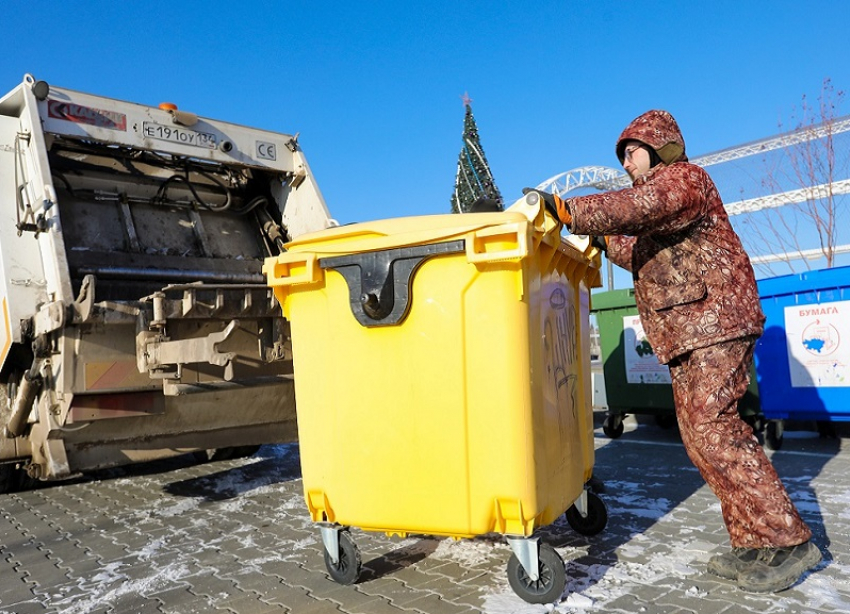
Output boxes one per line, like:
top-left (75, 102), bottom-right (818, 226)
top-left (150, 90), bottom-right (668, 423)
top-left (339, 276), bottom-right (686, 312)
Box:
top-left (566, 113), bottom-right (764, 364)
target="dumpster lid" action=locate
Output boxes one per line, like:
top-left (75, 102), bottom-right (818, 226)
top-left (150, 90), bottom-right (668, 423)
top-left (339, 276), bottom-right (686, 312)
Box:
top-left (284, 210), bottom-right (531, 256)
top-left (757, 264), bottom-right (850, 299)
top-left (590, 288), bottom-right (637, 312)
top-left (285, 196), bottom-right (600, 266)
top-left (275, 196), bottom-right (602, 292)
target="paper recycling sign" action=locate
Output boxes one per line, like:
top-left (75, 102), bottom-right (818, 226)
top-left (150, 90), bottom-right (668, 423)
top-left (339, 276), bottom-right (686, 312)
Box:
top-left (784, 300), bottom-right (849, 387)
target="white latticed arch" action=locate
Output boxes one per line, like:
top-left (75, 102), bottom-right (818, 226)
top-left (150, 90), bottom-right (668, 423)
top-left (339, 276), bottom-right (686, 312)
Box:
top-left (535, 166), bottom-right (628, 195)
top-left (537, 115), bottom-right (850, 270)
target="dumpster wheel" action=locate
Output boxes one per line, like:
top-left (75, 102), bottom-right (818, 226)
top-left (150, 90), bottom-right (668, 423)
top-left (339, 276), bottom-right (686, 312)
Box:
top-left (765, 419), bottom-right (784, 451)
top-left (507, 542), bottom-right (565, 604)
top-left (565, 491), bottom-right (608, 536)
top-left (323, 530), bottom-right (362, 585)
top-left (655, 413), bottom-right (677, 429)
top-left (602, 414), bottom-right (624, 439)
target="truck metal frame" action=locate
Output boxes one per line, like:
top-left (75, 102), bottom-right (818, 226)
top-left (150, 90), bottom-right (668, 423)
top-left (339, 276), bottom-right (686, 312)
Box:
top-left (0, 74), bottom-right (334, 490)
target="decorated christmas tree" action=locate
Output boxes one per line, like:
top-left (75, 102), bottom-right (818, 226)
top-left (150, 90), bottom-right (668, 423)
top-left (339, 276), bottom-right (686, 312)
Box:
top-left (450, 94), bottom-right (503, 213)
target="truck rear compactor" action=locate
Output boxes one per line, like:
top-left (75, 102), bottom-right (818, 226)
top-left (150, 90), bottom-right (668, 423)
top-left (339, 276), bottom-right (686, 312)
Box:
top-left (0, 74), bottom-right (335, 491)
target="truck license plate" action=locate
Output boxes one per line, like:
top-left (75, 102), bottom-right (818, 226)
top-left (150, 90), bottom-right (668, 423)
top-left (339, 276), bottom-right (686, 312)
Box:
top-left (142, 121), bottom-right (217, 149)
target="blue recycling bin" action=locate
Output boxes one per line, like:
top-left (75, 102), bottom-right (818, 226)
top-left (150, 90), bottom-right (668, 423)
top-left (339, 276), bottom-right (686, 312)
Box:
top-left (754, 265), bottom-right (850, 448)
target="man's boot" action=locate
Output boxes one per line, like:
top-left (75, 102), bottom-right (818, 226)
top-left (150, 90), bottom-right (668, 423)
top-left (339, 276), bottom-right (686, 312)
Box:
top-left (737, 541), bottom-right (822, 593)
top-left (707, 547), bottom-right (759, 580)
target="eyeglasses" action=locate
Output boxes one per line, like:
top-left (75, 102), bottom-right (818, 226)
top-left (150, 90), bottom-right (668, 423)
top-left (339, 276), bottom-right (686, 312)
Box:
top-left (623, 145), bottom-right (643, 162)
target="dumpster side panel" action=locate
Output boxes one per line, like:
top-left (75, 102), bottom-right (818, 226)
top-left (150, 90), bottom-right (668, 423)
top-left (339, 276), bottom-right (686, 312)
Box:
top-left (592, 289), bottom-right (674, 415)
top-left (755, 267), bottom-right (850, 421)
top-left (527, 251), bottom-right (595, 529)
top-left (289, 253), bottom-right (536, 537)
top-left (282, 225), bottom-right (595, 539)
top-left (576, 278), bottom-right (596, 480)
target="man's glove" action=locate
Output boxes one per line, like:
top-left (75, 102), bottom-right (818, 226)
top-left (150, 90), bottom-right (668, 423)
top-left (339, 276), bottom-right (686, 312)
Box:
top-left (522, 188), bottom-right (572, 224)
top-left (590, 235), bottom-right (608, 253)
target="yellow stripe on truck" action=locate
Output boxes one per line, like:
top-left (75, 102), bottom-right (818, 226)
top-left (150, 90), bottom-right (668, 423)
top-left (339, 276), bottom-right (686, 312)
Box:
top-left (0, 298), bottom-right (11, 371)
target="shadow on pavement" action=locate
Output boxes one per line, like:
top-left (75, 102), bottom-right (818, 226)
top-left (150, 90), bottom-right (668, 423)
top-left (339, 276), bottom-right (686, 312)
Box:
top-left (163, 443), bottom-right (302, 501)
top-left (358, 537), bottom-right (442, 582)
top-left (541, 414), bottom-right (703, 591)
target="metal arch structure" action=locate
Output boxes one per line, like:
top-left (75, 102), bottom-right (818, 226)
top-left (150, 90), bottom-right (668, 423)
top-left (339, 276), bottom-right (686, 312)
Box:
top-left (689, 115), bottom-right (850, 168)
top-left (750, 243), bottom-right (850, 265)
top-left (538, 115), bottom-right (850, 279)
top-left (537, 112), bottom-right (850, 217)
top-left (539, 167), bottom-right (850, 218)
top-left (725, 179), bottom-right (850, 216)
top-left (535, 166), bottom-right (629, 195)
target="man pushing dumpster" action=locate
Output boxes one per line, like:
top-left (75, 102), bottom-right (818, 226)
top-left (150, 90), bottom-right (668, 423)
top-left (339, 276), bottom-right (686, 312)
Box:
top-left (524, 109), bottom-right (821, 593)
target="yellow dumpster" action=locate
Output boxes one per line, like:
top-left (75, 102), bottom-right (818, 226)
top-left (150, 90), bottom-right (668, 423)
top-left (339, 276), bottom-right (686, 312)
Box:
top-left (264, 192), bottom-right (605, 604)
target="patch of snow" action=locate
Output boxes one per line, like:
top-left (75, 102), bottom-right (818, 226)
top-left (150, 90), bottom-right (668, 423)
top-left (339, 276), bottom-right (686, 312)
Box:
top-left (434, 536), bottom-right (503, 567)
top-left (562, 591), bottom-right (594, 609)
top-left (48, 561), bottom-right (192, 614)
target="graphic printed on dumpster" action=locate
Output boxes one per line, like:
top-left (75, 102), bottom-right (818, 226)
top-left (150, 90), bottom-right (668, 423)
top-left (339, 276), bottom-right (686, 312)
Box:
top-left (622, 315), bottom-right (671, 384)
top-left (545, 286), bottom-right (579, 420)
top-left (784, 299), bottom-right (850, 387)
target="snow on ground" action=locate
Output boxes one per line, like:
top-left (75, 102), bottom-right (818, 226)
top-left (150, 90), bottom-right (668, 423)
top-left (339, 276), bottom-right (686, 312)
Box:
top-left (4, 435), bottom-right (849, 614)
top-left (478, 434), bottom-right (850, 614)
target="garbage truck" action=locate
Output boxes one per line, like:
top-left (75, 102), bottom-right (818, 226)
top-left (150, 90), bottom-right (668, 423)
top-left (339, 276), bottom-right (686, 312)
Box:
top-left (0, 74), bottom-right (335, 491)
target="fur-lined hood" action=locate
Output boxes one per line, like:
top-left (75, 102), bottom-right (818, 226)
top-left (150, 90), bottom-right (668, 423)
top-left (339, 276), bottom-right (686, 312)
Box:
top-left (616, 109), bottom-right (688, 166)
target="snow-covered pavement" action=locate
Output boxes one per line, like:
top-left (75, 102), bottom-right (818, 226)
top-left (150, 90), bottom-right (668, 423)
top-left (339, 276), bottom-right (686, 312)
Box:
top-left (1, 415), bottom-right (847, 614)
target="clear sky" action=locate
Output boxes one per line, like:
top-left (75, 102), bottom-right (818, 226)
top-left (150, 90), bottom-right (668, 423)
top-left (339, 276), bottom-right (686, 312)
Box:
top-left (4, 1), bottom-right (849, 285)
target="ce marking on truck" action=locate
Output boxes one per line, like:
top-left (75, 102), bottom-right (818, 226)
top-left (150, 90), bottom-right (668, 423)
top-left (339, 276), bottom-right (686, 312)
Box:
top-left (256, 141), bottom-right (277, 161)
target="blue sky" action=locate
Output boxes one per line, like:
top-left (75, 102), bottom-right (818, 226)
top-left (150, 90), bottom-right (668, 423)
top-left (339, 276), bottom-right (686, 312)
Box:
top-left (4, 1), bottom-right (849, 286)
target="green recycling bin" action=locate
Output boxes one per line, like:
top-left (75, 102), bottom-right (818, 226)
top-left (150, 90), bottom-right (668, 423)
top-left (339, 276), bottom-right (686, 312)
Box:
top-left (592, 289), bottom-right (759, 438)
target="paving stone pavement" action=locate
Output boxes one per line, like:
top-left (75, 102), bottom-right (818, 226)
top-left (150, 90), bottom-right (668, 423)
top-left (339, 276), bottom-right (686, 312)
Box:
top-left (1, 414), bottom-right (848, 614)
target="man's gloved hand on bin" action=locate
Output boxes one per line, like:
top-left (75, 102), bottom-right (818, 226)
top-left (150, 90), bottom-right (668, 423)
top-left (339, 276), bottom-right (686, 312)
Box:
top-left (522, 188), bottom-right (572, 225)
top-left (590, 235), bottom-right (608, 253)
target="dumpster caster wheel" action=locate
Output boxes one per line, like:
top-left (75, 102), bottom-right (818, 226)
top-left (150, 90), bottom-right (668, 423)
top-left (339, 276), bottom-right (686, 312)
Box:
top-left (743, 413), bottom-right (765, 434)
top-left (602, 415), bottom-right (624, 439)
top-left (765, 420), bottom-right (784, 451)
top-left (565, 491), bottom-right (608, 536)
top-left (655, 413), bottom-right (677, 429)
top-left (507, 543), bottom-right (566, 604)
top-left (324, 531), bottom-right (361, 585)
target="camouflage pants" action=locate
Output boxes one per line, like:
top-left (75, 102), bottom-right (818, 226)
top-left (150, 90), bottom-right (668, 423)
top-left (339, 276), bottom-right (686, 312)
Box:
top-left (668, 337), bottom-right (811, 549)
